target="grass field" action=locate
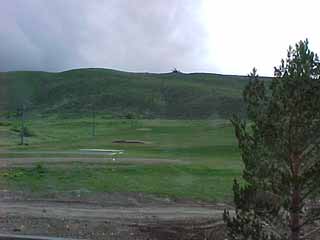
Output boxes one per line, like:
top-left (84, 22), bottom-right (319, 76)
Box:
top-left (0, 117), bottom-right (242, 201)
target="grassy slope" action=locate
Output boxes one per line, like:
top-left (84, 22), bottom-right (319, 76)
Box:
top-left (1, 68), bottom-right (252, 119)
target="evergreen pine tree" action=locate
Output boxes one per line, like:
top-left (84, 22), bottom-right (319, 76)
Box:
top-left (224, 39), bottom-right (320, 240)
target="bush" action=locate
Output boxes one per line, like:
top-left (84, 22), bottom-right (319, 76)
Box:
top-left (0, 121), bottom-right (11, 126)
top-left (125, 112), bottom-right (136, 119)
top-left (33, 163), bottom-right (46, 177)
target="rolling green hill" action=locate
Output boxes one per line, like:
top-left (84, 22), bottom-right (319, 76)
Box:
top-left (0, 68), bottom-right (258, 119)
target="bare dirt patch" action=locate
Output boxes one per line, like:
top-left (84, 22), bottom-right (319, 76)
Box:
top-left (112, 140), bottom-right (150, 144)
top-left (0, 191), bottom-right (229, 240)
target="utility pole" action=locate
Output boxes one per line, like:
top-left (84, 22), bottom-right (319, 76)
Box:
top-left (92, 107), bottom-right (96, 137)
top-left (20, 104), bottom-right (25, 145)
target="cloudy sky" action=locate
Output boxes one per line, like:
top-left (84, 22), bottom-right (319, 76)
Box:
top-left (1, 0), bottom-right (319, 76)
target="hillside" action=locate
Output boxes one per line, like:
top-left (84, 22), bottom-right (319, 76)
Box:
top-left (0, 68), bottom-right (255, 119)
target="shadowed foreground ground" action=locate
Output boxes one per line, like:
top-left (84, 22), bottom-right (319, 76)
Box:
top-left (0, 190), bottom-right (229, 240)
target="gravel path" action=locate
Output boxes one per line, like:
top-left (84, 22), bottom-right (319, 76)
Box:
top-left (0, 157), bottom-right (187, 168)
top-left (0, 200), bottom-right (225, 222)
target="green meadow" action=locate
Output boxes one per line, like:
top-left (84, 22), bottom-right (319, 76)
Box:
top-left (0, 116), bottom-right (242, 201)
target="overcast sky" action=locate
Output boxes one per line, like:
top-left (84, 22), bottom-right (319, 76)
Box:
top-left (1, 0), bottom-right (320, 76)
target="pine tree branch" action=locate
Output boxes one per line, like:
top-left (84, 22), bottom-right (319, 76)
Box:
top-left (259, 216), bottom-right (288, 239)
top-left (301, 225), bottom-right (320, 239)
top-left (299, 210), bottom-right (320, 228)
top-left (299, 135), bottom-right (320, 162)
top-left (301, 182), bottom-right (320, 201)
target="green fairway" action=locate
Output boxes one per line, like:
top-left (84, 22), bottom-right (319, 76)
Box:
top-left (0, 118), bottom-right (242, 201)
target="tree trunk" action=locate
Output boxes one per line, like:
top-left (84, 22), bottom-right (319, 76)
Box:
top-left (290, 154), bottom-right (301, 240)
top-left (290, 189), bottom-right (301, 240)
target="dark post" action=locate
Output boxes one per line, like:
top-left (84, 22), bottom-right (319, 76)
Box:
top-left (92, 107), bottom-right (96, 137)
top-left (20, 104), bottom-right (25, 145)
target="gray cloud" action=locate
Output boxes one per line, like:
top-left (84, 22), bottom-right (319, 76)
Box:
top-left (1, 0), bottom-right (212, 73)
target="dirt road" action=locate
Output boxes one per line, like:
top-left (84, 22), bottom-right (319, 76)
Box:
top-left (0, 192), bottom-right (229, 240)
top-left (0, 200), bottom-right (224, 222)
